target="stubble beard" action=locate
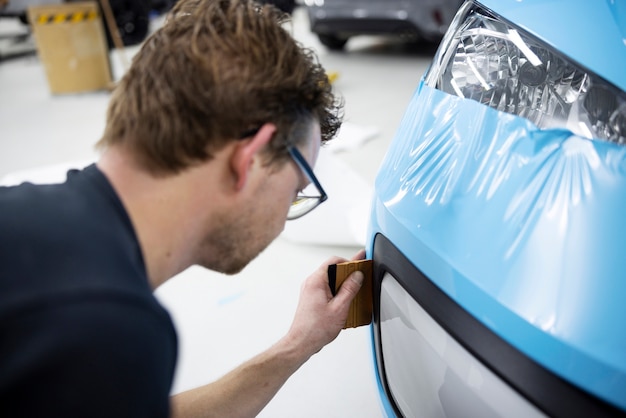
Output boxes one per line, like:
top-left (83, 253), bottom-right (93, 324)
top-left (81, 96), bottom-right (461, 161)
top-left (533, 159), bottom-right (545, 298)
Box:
top-left (197, 205), bottom-right (275, 275)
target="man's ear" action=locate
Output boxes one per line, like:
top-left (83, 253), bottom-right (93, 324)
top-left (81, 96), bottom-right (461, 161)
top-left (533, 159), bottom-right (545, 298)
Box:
top-left (231, 123), bottom-right (277, 191)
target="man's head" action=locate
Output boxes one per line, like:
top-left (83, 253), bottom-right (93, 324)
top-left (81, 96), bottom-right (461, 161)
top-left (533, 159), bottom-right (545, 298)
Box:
top-left (97, 0), bottom-right (342, 175)
top-left (96, 0), bottom-right (343, 280)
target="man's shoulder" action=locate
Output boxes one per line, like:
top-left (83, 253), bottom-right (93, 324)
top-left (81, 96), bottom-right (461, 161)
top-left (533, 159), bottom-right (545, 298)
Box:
top-left (0, 166), bottom-right (146, 303)
top-left (0, 173), bottom-right (95, 242)
top-left (0, 165), bottom-right (110, 221)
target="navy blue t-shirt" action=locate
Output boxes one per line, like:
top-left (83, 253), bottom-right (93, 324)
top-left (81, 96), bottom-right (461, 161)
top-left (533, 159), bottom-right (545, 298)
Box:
top-left (0, 164), bottom-right (178, 417)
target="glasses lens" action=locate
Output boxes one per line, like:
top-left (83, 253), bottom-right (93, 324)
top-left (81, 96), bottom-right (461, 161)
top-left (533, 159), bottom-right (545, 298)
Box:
top-left (288, 197), bottom-right (322, 220)
top-left (287, 183), bottom-right (323, 220)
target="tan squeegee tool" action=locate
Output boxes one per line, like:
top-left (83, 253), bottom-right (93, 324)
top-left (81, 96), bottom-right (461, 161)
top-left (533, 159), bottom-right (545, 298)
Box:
top-left (328, 259), bottom-right (373, 329)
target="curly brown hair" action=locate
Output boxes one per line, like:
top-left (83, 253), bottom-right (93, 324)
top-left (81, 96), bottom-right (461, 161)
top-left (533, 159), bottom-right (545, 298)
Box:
top-left (97, 0), bottom-right (343, 174)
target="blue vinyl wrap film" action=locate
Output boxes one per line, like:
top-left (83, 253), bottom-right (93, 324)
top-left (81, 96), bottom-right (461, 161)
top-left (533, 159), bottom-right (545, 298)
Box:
top-left (366, 81), bottom-right (626, 411)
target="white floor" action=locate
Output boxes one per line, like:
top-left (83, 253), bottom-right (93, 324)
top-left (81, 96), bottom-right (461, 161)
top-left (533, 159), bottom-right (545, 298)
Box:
top-left (0, 6), bottom-right (434, 417)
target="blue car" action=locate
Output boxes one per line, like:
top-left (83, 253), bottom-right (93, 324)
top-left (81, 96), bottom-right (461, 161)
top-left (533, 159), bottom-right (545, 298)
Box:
top-left (366, 0), bottom-right (626, 417)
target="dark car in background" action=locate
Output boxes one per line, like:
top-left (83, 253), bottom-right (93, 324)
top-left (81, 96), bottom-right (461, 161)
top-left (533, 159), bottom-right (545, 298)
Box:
top-left (367, 0), bottom-right (626, 416)
top-left (304, 0), bottom-right (463, 50)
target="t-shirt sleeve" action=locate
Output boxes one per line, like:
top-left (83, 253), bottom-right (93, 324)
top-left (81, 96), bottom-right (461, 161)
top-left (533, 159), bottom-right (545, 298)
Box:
top-left (0, 296), bottom-right (177, 418)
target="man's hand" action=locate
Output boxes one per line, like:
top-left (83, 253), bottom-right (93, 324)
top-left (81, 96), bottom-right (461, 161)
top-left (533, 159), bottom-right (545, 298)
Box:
top-left (170, 249), bottom-right (367, 418)
top-left (285, 249), bottom-right (366, 359)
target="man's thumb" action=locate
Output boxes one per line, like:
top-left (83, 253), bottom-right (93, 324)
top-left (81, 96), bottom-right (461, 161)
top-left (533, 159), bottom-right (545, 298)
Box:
top-left (351, 270), bottom-right (365, 286)
top-left (338, 270), bottom-right (364, 299)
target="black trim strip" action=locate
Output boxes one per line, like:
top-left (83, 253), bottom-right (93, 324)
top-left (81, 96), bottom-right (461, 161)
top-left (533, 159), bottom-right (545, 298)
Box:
top-left (372, 233), bottom-right (625, 418)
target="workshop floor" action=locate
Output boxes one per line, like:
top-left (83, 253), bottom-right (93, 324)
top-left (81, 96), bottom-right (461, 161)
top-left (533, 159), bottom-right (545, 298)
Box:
top-left (0, 6), bottom-right (434, 417)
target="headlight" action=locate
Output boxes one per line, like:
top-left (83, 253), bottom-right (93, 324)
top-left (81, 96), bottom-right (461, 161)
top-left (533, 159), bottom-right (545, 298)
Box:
top-left (425, 1), bottom-right (626, 145)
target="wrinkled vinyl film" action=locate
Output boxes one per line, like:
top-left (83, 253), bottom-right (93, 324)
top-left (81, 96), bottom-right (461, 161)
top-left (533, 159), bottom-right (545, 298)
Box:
top-left (369, 81), bottom-right (626, 409)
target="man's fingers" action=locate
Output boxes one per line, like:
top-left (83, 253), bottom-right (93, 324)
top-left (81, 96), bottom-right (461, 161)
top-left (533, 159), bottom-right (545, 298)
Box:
top-left (350, 249), bottom-right (366, 262)
top-left (333, 270), bottom-right (364, 303)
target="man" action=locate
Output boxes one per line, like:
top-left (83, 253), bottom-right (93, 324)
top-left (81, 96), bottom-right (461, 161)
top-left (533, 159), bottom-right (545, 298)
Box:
top-left (0, 0), bottom-right (365, 416)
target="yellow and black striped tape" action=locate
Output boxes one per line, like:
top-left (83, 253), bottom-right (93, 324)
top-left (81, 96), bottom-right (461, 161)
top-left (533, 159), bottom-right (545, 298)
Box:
top-left (35, 10), bottom-right (99, 25)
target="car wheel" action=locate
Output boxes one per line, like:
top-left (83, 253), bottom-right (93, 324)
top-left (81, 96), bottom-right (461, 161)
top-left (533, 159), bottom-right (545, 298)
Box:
top-left (318, 33), bottom-right (348, 50)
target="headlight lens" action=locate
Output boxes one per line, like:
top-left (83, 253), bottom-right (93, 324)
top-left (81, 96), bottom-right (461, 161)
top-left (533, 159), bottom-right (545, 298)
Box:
top-left (425, 1), bottom-right (626, 145)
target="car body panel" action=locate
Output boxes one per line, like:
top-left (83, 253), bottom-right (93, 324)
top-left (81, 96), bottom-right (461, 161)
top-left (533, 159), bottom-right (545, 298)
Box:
top-left (367, 81), bottom-right (626, 412)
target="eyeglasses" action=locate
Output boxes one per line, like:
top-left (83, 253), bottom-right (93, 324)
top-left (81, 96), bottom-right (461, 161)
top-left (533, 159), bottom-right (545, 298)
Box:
top-left (287, 146), bottom-right (327, 220)
top-left (238, 128), bottom-right (327, 220)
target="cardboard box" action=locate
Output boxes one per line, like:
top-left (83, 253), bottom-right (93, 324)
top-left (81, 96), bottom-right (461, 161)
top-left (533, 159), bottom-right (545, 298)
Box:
top-left (27, 1), bottom-right (111, 94)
